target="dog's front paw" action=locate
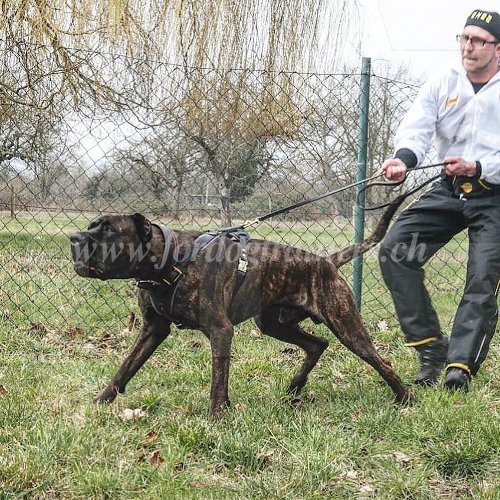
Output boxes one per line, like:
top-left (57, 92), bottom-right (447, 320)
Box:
top-left (94, 385), bottom-right (119, 404)
top-left (287, 378), bottom-right (306, 397)
top-left (394, 387), bottom-right (414, 406)
top-left (209, 399), bottom-right (231, 419)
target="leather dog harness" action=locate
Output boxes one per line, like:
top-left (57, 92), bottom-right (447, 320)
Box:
top-left (136, 224), bottom-right (250, 328)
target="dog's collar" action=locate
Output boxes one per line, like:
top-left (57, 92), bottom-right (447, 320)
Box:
top-left (135, 223), bottom-right (177, 288)
top-left (151, 223), bottom-right (176, 273)
top-left (136, 222), bottom-right (185, 326)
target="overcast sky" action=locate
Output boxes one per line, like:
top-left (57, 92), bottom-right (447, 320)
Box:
top-left (356, 0), bottom-right (500, 79)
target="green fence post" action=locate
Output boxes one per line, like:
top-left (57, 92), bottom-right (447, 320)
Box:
top-left (353, 57), bottom-right (371, 311)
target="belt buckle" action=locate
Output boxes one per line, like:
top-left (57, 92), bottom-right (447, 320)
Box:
top-left (460, 182), bottom-right (473, 194)
top-left (238, 259), bottom-right (248, 273)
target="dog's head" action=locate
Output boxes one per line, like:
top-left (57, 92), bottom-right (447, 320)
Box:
top-left (70, 213), bottom-right (154, 280)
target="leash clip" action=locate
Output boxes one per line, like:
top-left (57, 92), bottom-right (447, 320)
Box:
top-left (242, 217), bottom-right (260, 228)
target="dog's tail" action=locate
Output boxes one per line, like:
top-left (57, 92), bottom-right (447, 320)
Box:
top-left (330, 193), bottom-right (408, 268)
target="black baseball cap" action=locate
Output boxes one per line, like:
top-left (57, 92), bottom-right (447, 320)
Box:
top-left (465, 10), bottom-right (500, 41)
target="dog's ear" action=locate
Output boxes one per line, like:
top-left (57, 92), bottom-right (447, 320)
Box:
top-left (131, 213), bottom-right (152, 242)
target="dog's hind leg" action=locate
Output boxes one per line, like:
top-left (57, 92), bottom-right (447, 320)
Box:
top-left (256, 306), bottom-right (329, 396)
top-left (94, 305), bottom-right (171, 404)
top-left (320, 288), bottom-right (409, 403)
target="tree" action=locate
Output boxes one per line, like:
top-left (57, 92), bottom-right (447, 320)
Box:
top-left (0, 1), bottom-right (360, 72)
top-left (0, 1), bottom-right (362, 126)
top-left (0, 0), bottom-right (362, 220)
top-left (112, 129), bottom-right (196, 216)
top-left (0, 101), bottom-right (73, 202)
top-left (190, 134), bottom-right (271, 225)
top-left (294, 63), bottom-right (422, 217)
top-left (176, 70), bottom-right (309, 225)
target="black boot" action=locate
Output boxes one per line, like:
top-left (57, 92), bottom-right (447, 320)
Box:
top-left (444, 367), bottom-right (471, 392)
top-left (414, 335), bottom-right (449, 386)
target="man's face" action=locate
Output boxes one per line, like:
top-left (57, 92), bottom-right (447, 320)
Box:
top-left (460, 25), bottom-right (500, 77)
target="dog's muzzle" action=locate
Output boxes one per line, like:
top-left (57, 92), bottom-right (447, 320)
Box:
top-left (70, 232), bottom-right (99, 277)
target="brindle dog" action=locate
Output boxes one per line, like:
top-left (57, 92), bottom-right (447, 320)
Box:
top-left (70, 195), bottom-right (410, 417)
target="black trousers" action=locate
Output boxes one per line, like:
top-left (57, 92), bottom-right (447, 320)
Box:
top-left (379, 182), bottom-right (500, 375)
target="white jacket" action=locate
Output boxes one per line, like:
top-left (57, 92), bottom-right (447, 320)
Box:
top-left (394, 62), bottom-right (500, 184)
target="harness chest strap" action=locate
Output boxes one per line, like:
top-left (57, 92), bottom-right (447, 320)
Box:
top-left (137, 274), bottom-right (185, 327)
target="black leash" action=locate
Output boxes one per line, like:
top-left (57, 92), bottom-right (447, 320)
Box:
top-left (221, 162), bottom-right (446, 231)
top-left (357, 163), bottom-right (445, 210)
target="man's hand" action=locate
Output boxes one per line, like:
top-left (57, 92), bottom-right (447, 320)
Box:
top-left (444, 157), bottom-right (477, 177)
top-left (382, 158), bottom-right (408, 182)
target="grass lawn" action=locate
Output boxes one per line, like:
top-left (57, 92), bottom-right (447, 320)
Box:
top-left (1, 212), bottom-right (499, 498)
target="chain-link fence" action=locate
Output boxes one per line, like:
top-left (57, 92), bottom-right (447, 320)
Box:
top-left (0, 43), bottom-right (467, 332)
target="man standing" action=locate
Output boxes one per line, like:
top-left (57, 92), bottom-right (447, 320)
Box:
top-left (379, 10), bottom-right (500, 391)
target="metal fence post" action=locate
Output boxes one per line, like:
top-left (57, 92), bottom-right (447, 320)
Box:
top-left (353, 57), bottom-right (371, 311)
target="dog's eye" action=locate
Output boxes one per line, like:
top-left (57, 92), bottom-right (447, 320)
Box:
top-left (100, 224), bottom-right (116, 234)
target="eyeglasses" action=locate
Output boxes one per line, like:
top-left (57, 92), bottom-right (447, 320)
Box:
top-left (456, 34), bottom-right (499, 48)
